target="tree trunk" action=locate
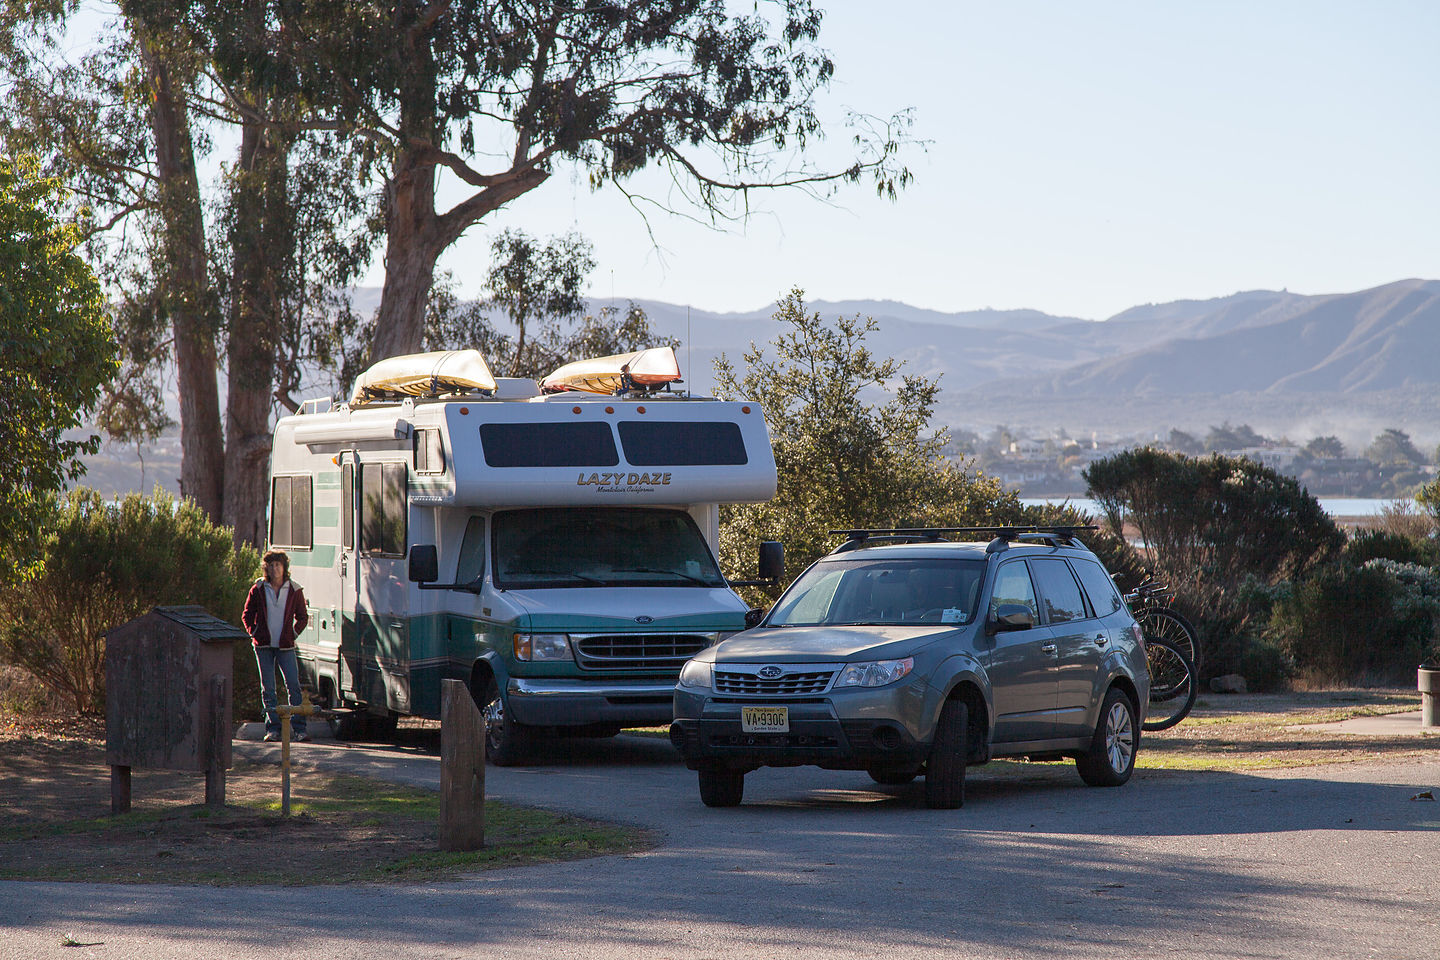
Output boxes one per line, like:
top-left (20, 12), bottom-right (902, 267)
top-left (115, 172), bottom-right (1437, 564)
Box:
top-left (223, 121), bottom-right (284, 550)
top-left (139, 38), bottom-right (224, 520)
top-left (370, 155), bottom-right (441, 363)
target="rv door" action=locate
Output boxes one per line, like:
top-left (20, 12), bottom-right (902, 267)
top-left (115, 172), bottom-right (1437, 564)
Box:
top-left (339, 455), bottom-right (362, 699)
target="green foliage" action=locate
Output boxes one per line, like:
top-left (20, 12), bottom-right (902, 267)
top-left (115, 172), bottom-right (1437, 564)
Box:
top-left (1344, 528), bottom-right (1436, 567)
top-left (1416, 478), bottom-right (1440, 531)
top-left (1365, 428), bottom-right (1424, 467)
top-left (1267, 560), bottom-right (1440, 683)
top-left (1203, 422), bottom-right (1265, 452)
top-left (0, 490), bottom-right (259, 715)
top-left (714, 290), bottom-right (1021, 598)
top-left (0, 157), bottom-right (119, 579)
top-left (1303, 435), bottom-right (1346, 459)
top-left (1084, 448), bottom-right (1345, 676)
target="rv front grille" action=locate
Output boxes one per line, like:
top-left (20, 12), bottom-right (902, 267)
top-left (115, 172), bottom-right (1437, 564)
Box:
top-left (572, 634), bottom-right (711, 671)
top-left (713, 670), bottom-right (836, 696)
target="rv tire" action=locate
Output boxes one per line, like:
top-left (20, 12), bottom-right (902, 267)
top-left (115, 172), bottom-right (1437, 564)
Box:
top-left (474, 674), bottom-right (533, 766)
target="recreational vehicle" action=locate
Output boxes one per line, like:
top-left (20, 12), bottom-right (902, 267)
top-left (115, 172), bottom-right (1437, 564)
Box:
top-left (268, 348), bottom-right (779, 763)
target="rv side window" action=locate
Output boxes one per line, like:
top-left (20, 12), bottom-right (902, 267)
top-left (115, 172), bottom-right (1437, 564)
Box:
top-left (456, 516), bottom-right (486, 585)
top-left (618, 421), bottom-right (747, 466)
top-left (360, 462), bottom-right (407, 556)
top-left (415, 428), bottom-right (445, 474)
top-left (269, 475), bottom-right (313, 550)
top-left (479, 422), bottom-right (619, 467)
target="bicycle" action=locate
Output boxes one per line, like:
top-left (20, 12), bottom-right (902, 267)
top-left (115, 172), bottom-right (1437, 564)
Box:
top-left (1142, 636), bottom-right (1197, 732)
top-left (1123, 576), bottom-right (1202, 676)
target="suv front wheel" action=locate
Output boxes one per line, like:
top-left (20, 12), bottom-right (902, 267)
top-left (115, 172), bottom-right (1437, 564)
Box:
top-left (924, 699), bottom-right (969, 809)
top-left (1076, 687), bottom-right (1138, 787)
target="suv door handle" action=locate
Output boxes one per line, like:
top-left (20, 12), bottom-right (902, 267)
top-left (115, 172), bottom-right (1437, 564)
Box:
top-left (1093, 634), bottom-right (1108, 646)
top-left (1041, 643), bottom-right (1057, 655)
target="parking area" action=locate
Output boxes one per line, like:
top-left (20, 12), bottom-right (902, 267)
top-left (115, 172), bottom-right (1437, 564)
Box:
top-left (5, 692), bottom-right (1438, 960)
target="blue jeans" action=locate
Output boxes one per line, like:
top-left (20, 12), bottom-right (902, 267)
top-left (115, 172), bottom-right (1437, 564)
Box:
top-left (255, 646), bottom-right (307, 737)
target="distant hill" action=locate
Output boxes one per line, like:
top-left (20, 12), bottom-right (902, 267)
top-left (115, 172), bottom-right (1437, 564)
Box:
top-left (77, 279), bottom-right (1440, 498)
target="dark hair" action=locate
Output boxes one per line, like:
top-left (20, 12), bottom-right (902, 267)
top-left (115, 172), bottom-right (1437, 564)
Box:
top-left (262, 549), bottom-right (290, 579)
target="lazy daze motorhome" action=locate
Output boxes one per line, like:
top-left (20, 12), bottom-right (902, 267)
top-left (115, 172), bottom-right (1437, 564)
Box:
top-left (268, 347), bottom-right (779, 762)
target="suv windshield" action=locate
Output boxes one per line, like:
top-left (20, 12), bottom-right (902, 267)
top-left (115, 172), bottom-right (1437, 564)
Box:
top-left (767, 558), bottom-right (987, 626)
top-left (492, 508), bottom-right (727, 589)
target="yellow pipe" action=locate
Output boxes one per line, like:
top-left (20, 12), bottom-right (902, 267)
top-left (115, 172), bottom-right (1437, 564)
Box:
top-left (275, 703), bottom-right (322, 816)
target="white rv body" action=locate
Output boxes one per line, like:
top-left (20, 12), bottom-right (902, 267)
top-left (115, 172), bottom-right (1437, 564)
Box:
top-left (266, 376), bottom-right (776, 747)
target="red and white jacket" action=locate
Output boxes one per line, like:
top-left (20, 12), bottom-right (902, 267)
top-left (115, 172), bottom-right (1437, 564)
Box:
top-left (241, 578), bottom-right (310, 649)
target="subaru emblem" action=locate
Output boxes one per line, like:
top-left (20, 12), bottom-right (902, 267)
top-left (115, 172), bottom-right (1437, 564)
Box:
top-left (635, 615), bottom-right (653, 624)
top-left (758, 665), bottom-right (783, 679)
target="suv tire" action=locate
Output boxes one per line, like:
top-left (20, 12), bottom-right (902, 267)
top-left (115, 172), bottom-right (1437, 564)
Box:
top-left (1077, 687), bottom-right (1138, 787)
top-left (868, 766), bottom-right (920, 785)
top-left (698, 764), bottom-right (745, 807)
top-left (924, 699), bottom-right (968, 809)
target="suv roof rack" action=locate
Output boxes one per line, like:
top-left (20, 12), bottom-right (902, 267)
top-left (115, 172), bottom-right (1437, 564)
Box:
top-left (828, 525), bottom-right (1097, 555)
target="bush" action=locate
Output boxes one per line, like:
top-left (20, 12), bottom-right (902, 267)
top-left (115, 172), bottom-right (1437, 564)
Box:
top-left (1085, 448), bottom-right (1345, 678)
top-left (1344, 528), bottom-right (1435, 567)
top-left (1267, 560), bottom-right (1440, 685)
top-left (0, 489), bottom-right (259, 715)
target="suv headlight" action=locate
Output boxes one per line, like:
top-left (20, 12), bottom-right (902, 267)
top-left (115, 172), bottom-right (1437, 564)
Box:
top-left (513, 633), bottom-right (572, 662)
top-left (678, 659), bottom-right (713, 689)
top-left (834, 657), bottom-right (914, 688)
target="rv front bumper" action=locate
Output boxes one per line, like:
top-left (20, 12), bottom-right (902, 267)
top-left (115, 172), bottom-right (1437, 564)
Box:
top-left (505, 678), bottom-right (678, 728)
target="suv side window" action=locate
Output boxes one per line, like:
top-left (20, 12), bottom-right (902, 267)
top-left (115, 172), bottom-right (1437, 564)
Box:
top-left (1070, 558), bottom-right (1124, 616)
top-left (989, 561), bottom-right (1039, 625)
top-left (1029, 557), bottom-right (1088, 624)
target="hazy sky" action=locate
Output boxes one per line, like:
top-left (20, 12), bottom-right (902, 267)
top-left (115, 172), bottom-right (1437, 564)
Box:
top-left (396, 0), bottom-right (1440, 321)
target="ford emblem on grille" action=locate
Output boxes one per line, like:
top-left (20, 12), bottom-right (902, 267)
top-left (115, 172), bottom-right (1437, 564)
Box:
top-left (634, 615), bottom-right (653, 624)
top-left (758, 665), bottom-right (784, 679)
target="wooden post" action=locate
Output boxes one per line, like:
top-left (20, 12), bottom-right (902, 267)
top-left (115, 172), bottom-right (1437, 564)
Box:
top-left (205, 674), bottom-right (228, 807)
top-left (110, 765), bottom-right (131, 814)
top-left (439, 679), bottom-right (485, 851)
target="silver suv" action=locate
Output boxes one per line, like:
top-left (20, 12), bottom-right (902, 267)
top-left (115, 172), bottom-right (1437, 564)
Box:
top-left (670, 527), bottom-right (1149, 808)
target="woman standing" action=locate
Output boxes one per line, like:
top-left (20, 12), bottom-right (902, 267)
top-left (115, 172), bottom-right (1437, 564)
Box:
top-left (241, 549), bottom-right (311, 742)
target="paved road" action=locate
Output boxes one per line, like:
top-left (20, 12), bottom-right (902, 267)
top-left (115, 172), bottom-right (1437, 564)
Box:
top-left (4, 734), bottom-right (1438, 960)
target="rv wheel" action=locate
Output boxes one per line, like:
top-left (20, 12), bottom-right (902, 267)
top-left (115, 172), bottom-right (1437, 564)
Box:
top-left (475, 675), bottom-right (533, 766)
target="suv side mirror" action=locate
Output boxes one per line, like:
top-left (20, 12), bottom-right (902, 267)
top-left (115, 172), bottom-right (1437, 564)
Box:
top-left (989, 603), bottom-right (1035, 633)
top-left (757, 541), bottom-right (784, 582)
top-left (408, 544), bottom-right (439, 584)
top-left (744, 607), bottom-right (768, 629)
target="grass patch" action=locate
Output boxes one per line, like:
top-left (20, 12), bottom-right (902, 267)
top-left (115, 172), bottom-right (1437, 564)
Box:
top-left (0, 756), bottom-right (652, 885)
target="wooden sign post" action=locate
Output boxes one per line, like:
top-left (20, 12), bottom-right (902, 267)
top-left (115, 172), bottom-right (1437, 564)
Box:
top-left (439, 679), bottom-right (486, 851)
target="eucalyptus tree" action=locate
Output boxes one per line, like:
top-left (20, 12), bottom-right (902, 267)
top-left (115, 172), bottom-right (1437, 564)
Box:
top-left (174, 0), bottom-right (914, 361)
top-left (0, 157), bottom-right (119, 578)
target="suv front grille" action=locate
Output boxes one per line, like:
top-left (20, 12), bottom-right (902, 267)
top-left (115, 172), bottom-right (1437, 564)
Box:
top-left (714, 670), bottom-right (835, 696)
top-left (573, 633), bottom-right (710, 671)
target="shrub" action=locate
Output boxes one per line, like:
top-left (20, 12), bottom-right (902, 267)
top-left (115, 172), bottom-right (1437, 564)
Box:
top-left (1344, 528), bottom-right (1435, 567)
top-left (0, 489), bottom-right (259, 715)
top-left (1267, 560), bottom-right (1440, 685)
top-left (1084, 448), bottom-right (1344, 678)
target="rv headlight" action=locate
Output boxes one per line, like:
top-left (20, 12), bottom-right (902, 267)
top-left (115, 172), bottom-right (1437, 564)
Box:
top-left (513, 633), bottom-right (572, 662)
top-left (834, 657), bottom-right (914, 688)
top-left (678, 659), bottom-right (712, 690)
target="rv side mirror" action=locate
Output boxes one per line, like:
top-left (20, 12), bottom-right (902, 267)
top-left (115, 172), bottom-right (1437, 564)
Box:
top-left (757, 541), bottom-right (784, 582)
top-left (408, 544), bottom-right (439, 584)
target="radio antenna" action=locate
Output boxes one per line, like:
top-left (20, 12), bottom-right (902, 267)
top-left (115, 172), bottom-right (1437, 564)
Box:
top-left (687, 305), bottom-right (692, 397)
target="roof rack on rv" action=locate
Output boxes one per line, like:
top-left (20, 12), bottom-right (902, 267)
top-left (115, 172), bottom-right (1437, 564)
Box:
top-left (827, 525), bottom-right (1098, 555)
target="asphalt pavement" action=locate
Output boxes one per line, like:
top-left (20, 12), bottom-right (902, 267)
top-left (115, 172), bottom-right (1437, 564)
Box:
top-left (4, 731), bottom-right (1438, 960)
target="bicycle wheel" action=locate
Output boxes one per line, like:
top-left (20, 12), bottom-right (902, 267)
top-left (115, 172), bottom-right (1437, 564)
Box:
top-left (1142, 637), bottom-right (1196, 732)
top-left (1136, 607), bottom-right (1201, 676)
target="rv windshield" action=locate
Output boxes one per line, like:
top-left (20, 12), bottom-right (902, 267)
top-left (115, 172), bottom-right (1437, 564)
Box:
top-left (492, 508), bottom-right (727, 589)
top-left (767, 558), bottom-right (987, 627)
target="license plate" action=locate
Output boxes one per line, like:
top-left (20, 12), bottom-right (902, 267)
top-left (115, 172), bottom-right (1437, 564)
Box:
top-left (741, 705), bottom-right (789, 733)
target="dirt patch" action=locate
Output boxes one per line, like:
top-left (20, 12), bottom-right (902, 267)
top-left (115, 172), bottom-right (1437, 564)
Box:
top-left (0, 713), bottom-right (651, 884)
top-left (1137, 688), bottom-right (1438, 770)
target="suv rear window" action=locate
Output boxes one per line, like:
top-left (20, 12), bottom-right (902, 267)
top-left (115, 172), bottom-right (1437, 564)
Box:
top-left (1029, 557), bottom-right (1088, 624)
top-left (1070, 558), bottom-right (1124, 616)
